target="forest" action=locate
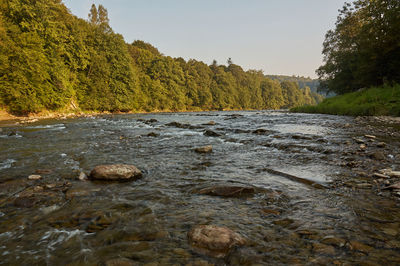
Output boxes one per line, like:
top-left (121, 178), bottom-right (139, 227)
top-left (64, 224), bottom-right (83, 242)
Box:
top-left (0, 0), bottom-right (322, 115)
top-left (266, 75), bottom-right (320, 94)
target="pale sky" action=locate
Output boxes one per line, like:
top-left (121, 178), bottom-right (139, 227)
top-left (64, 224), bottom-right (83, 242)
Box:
top-left (63, 0), bottom-right (345, 78)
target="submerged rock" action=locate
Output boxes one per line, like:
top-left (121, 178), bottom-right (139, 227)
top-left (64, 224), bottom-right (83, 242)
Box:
top-left (166, 121), bottom-right (190, 129)
top-left (348, 241), bottom-right (373, 254)
top-left (194, 145), bottom-right (213, 154)
top-left (321, 236), bottom-right (347, 247)
top-left (197, 186), bottom-right (256, 197)
top-left (35, 169), bottom-right (53, 175)
top-left (146, 132), bottom-right (160, 137)
top-left (105, 258), bottom-right (137, 266)
top-left (252, 128), bottom-right (270, 135)
top-left (291, 134), bottom-right (313, 140)
top-left (89, 164), bottom-right (142, 181)
top-left (203, 121), bottom-right (216, 126)
top-left (13, 197), bottom-right (37, 208)
top-left (204, 130), bottom-right (222, 137)
top-left (188, 225), bottom-right (246, 258)
top-left (377, 142), bottom-right (386, 148)
top-left (369, 151), bottom-right (385, 160)
top-left (313, 243), bottom-right (336, 255)
top-left (65, 186), bottom-right (101, 199)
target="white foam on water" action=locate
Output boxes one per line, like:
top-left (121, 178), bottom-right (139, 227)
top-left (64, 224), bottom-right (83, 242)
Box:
top-left (40, 229), bottom-right (92, 251)
top-left (0, 232), bottom-right (14, 239)
top-left (26, 124), bottom-right (66, 131)
top-left (272, 124), bottom-right (330, 136)
top-left (164, 130), bottom-right (203, 137)
top-left (132, 123), bottom-right (153, 129)
top-left (0, 159), bottom-right (16, 170)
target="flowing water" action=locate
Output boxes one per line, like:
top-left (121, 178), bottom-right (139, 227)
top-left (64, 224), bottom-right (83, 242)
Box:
top-left (0, 111), bottom-right (399, 265)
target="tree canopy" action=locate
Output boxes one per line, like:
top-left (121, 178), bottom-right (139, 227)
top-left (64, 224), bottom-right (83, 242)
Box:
top-left (0, 0), bottom-right (323, 114)
top-left (317, 0), bottom-right (400, 94)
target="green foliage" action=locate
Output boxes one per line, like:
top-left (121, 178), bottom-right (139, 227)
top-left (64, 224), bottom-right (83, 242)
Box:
top-left (292, 84), bottom-right (400, 116)
top-left (317, 0), bottom-right (400, 94)
top-left (0, 1), bottom-right (323, 114)
top-left (267, 75), bottom-right (320, 93)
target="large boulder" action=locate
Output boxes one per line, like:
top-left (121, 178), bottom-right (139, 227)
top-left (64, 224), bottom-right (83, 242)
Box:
top-left (89, 164), bottom-right (142, 181)
top-left (188, 225), bottom-right (246, 258)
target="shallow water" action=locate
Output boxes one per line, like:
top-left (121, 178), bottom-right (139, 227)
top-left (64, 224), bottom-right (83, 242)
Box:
top-left (0, 111), bottom-right (399, 265)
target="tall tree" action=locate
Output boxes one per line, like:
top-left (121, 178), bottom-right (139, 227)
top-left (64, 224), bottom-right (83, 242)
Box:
top-left (317, 0), bottom-right (400, 94)
top-left (88, 4), bottom-right (98, 25)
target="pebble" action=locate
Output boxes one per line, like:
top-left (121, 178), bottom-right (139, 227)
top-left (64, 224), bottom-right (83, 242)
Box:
top-left (194, 145), bottom-right (213, 154)
top-left (377, 142), bottom-right (386, 148)
top-left (78, 171), bottom-right (88, 181)
top-left (203, 121), bottom-right (216, 126)
top-left (28, 175), bottom-right (42, 180)
top-left (373, 173), bottom-right (389, 179)
top-left (354, 138), bottom-right (365, 144)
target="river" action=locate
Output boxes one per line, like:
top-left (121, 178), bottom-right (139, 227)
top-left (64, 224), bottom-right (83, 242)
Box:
top-left (0, 111), bottom-right (399, 265)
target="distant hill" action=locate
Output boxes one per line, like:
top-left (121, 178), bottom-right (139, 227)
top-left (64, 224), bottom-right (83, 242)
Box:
top-left (266, 75), bottom-right (319, 93)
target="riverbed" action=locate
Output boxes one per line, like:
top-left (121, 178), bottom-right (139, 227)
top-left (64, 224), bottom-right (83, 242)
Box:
top-left (0, 110), bottom-right (399, 265)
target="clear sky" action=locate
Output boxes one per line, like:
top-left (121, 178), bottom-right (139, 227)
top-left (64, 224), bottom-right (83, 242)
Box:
top-left (63, 0), bottom-right (345, 78)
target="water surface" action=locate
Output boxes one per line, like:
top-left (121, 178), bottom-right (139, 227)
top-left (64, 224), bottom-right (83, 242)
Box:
top-left (0, 111), bottom-right (399, 265)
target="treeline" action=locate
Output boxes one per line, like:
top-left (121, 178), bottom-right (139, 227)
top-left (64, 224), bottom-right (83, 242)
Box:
top-left (317, 0), bottom-right (400, 94)
top-left (266, 75), bottom-right (320, 93)
top-left (0, 0), bottom-right (322, 115)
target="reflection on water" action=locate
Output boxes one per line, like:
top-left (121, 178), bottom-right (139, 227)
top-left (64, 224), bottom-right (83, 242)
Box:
top-left (0, 111), bottom-right (399, 265)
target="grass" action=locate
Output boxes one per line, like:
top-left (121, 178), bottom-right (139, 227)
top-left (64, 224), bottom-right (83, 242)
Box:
top-left (291, 84), bottom-right (400, 116)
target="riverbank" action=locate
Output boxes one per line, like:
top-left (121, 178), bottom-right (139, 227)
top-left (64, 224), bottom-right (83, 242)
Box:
top-left (0, 107), bottom-right (266, 125)
top-left (291, 84), bottom-right (400, 117)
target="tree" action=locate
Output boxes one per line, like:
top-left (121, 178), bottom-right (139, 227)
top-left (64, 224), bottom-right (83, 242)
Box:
top-left (317, 0), bottom-right (400, 94)
top-left (98, 5), bottom-right (109, 25)
top-left (88, 4), bottom-right (98, 25)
